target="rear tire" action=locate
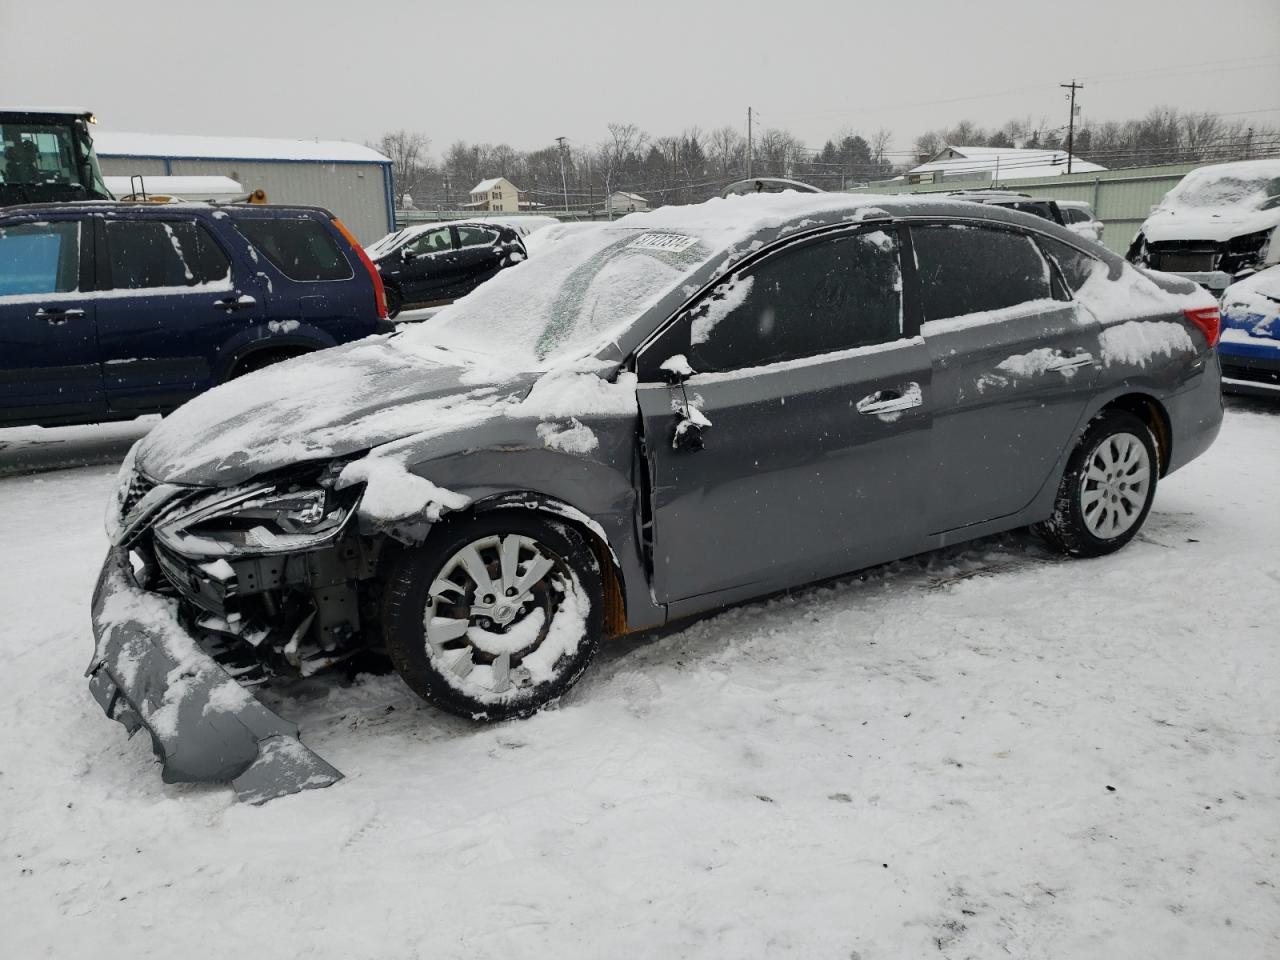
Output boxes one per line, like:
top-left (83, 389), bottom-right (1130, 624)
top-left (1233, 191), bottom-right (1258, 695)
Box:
top-left (380, 514), bottom-right (603, 721)
top-left (229, 348), bottom-right (308, 379)
top-left (384, 284), bottom-right (403, 319)
top-left (1037, 409), bottom-right (1158, 558)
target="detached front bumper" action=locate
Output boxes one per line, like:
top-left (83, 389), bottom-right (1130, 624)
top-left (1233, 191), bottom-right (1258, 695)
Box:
top-left (87, 551), bottom-right (342, 803)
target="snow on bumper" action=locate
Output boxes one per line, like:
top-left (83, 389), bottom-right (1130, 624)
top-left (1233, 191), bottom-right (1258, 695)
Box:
top-left (87, 551), bottom-right (342, 803)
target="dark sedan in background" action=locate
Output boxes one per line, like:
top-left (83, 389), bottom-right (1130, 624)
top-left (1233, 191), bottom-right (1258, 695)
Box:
top-left (89, 193), bottom-right (1223, 801)
top-left (366, 220), bottom-right (527, 317)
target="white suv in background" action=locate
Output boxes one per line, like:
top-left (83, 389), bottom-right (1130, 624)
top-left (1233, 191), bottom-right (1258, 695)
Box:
top-left (1059, 200), bottom-right (1105, 243)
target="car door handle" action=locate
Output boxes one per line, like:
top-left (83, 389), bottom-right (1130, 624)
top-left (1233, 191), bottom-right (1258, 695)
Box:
top-left (857, 382), bottom-right (922, 415)
top-left (214, 294), bottom-right (257, 312)
top-left (1045, 351), bottom-right (1095, 372)
top-left (35, 307), bottom-right (85, 324)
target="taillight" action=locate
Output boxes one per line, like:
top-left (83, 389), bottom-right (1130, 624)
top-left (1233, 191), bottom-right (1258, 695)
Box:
top-left (331, 217), bottom-right (387, 319)
top-left (1184, 306), bottom-right (1220, 347)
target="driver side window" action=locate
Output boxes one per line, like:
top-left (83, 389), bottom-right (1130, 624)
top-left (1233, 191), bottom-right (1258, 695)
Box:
top-left (687, 228), bottom-right (904, 374)
top-left (405, 227), bottom-right (453, 258)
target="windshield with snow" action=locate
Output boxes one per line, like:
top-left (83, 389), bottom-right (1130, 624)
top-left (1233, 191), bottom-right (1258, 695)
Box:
top-left (1163, 163), bottom-right (1280, 211)
top-left (395, 224), bottom-right (714, 368)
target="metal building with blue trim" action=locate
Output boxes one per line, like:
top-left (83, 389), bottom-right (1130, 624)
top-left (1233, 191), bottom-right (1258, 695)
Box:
top-left (94, 130), bottom-right (395, 245)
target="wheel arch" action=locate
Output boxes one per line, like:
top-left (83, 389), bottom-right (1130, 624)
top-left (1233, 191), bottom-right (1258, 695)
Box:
top-left (220, 334), bottom-right (329, 381)
top-left (1097, 392), bottom-right (1173, 475)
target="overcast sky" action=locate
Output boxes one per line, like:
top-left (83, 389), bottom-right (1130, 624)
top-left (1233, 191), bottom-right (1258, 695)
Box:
top-left (3, 0), bottom-right (1277, 160)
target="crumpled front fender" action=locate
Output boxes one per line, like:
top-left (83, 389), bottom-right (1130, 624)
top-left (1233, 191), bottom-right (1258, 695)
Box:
top-left (87, 552), bottom-right (342, 803)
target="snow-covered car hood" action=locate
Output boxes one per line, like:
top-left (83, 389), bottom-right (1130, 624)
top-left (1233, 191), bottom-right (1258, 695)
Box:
top-left (1221, 266), bottom-right (1280, 341)
top-left (134, 339), bottom-right (533, 487)
top-left (1140, 206), bottom-right (1280, 244)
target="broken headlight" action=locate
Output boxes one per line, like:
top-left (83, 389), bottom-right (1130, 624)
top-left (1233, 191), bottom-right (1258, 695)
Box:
top-left (154, 482), bottom-right (355, 559)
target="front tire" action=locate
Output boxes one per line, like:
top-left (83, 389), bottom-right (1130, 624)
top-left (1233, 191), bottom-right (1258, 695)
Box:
top-left (380, 514), bottom-right (603, 721)
top-left (1038, 409), bottom-right (1158, 558)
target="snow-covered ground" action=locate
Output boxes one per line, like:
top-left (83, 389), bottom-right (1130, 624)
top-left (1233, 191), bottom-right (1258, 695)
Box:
top-left (1, 401), bottom-right (1277, 959)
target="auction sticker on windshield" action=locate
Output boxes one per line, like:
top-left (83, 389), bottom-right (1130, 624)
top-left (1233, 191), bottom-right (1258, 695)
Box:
top-left (630, 233), bottom-right (699, 253)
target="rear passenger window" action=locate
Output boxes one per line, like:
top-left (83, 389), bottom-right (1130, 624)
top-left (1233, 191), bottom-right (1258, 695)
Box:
top-left (1038, 235), bottom-right (1103, 294)
top-left (688, 229), bottom-right (903, 373)
top-left (911, 225), bottom-right (1053, 322)
top-left (234, 217), bottom-right (352, 281)
top-left (105, 220), bottom-right (230, 289)
top-left (0, 221), bottom-right (79, 295)
top-left (456, 226), bottom-right (499, 248)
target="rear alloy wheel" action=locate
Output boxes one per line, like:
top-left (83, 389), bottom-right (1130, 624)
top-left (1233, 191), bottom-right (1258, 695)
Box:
top-left (1038, 409), bottom-right (1158, 558)
top-left (381, 515), bottom-right (602, 721)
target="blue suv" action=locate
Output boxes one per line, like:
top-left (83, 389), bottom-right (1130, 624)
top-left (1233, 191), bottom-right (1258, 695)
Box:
top-left (0, 202), bottom-right (392, 427)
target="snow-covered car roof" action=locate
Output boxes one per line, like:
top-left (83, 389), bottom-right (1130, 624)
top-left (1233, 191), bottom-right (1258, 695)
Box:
top-left (1159, 159), bottom-right (1280, 211)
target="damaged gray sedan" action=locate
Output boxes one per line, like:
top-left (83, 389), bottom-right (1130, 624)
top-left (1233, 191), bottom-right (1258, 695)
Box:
top-left (89, 193), bottom-right (1225, 801)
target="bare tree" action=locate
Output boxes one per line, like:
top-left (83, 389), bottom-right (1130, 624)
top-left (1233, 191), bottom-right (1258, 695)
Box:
top-left (598, 122), bottom-right (648, 215)
top-left (378, 130), bottom-right (430, 203)
top-left (708, 125), bottom-right (746, 178)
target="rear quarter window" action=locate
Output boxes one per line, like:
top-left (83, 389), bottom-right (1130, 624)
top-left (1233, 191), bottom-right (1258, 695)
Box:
top-left (1037, 235), bottom-right (1103, 294)
top-left (234, 216), bottom-right (352, 281)
top-left (912, 224), bottom-right (1054, 322)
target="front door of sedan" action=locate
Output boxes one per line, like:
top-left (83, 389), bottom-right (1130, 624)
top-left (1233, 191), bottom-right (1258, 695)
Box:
top-left (635, 225), bottom-right (933, 610)
top-left (908, 222), bottom-right (1103, 534)
top-left (0, 216), bottom-right (105, 425)
top-left (390, 226), bottom-right (459, 304)
top-left (93, 215), bottom-right (260, 414)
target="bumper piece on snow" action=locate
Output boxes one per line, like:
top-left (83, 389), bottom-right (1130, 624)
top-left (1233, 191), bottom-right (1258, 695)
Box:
top-left (88, 553), bottom-right (342, 803)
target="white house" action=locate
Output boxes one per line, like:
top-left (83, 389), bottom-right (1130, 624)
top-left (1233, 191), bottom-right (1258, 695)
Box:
top-left (906, 145), bottom-right (1106, 184)
top-left (605, 190), bottom-right (650, 215)
top-left (466, 177), bottom-right (521, 212)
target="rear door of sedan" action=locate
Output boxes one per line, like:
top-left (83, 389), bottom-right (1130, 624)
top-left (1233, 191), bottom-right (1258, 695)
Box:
top-left (908, 221), bottom-right (1103, 533)
top-left (635, 224), bottom-right (933, 611)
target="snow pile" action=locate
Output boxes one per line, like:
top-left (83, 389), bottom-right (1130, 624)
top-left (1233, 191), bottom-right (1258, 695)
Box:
top-left (1099, 320), bottom-right (1194, 368)
top-left (1074, 260), bottom-right (1216, 322)
top-left (535, 419), bottom-right (599, 454)
top-left (337, 458), bottom-right (471, 524)
top-left (514, 369), bottom-right (639, 419)
top-left (658, 354), bottom-right (695, 378)
top-left (1, 407), bottom-right (1278, 958)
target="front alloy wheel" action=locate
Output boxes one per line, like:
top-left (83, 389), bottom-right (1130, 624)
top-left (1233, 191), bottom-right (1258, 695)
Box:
top-left (1038, 409), bottom-right (1159, 557)
top-left (381, 515), bottom-right (603, 720)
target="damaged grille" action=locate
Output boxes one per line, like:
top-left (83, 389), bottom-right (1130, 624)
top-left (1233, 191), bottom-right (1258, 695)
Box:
top-left (1147, 241), bottom-right (1220, 273)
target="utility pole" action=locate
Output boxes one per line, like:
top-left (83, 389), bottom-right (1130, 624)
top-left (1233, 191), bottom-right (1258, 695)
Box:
top-left (555, 136), bottom-right (570, 216)
top-left (1060, 79), bottom-right (1083, 174)
top-left (747, 106), bottom-right (753, 179)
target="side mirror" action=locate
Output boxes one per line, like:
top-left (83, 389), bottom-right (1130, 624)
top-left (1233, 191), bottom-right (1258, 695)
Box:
top-left (659, 353), bottom-right (695, 385)
top-left (399, 247), bottom-right (413, 262)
